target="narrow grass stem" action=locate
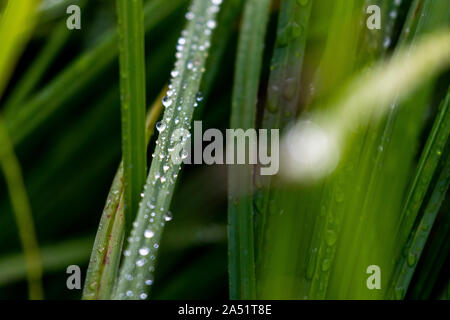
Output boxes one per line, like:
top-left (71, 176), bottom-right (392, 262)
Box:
top-left (116, 0), bottom-right (147, 231)
top-left (0, 0), bottom-right (43, 300)
top-left (228, 0), bottom-right (271, 300)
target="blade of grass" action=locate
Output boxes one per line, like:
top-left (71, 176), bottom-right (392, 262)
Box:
top-left (396, 87), bottom-right (450, 242)
top-left (408, 206), bottom-right (450, 299)
top-left (310, 0), bottom-right (362, 102)
top-left (0, 0), bottom-right (43, 300)
top-left (228, 0), bottom-right (271, 300)
top-left (390, 151), bottom-right (450, 299)
top-left (255, 0), bottom-right (312, 284)
top-left (0, 0), bottom-right (39, 98)
top-left (113, 0), bottom-right (221, 300)
top-left (116, 0), bottom-right (147, 231)
top-left (0, 122), bottom-right (43, 300)
top-left (263, 0), bottom-right (312, 129)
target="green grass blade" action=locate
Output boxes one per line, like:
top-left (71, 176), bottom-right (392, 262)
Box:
top-left (0, 0), bottom-right (38, 98)
top-left (0, 0), bottom-right (43, 300)
top-left (397, 88), bottom-right (450, 241)
top-left (0, 121), bottom-right (43, 300)
top-left (311, 0), bottom-right (362, 102)
top-left (0, 236), bottom-right (92, 287)
top-left (263, 0), bottom-right (312, 129)
top-left (113, 0), bottom-right (221, 300)
top-left (228, 0), bottom-right (271, 300)
top-left (116, 0), bottom-right (147, 231)
top-left (255, 0), bottom-right (312, 280)
top-left (390, 151), bottom-right (450, 299)
top-left (408, 207), bottom-right (450, 299)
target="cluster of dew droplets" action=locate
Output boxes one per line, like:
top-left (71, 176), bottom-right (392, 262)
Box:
top-left (115, 0), bottom-right (222, 300)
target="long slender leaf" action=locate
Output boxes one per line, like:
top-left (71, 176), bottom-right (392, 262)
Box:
top-left (113, 0), bottom-right (221, 300)
top-left (228, 0), bottom-right (271, 300)
top-left (0, 236), bottom-right (92, 287)
top-left (116, 0), bottom-right (147, 231)
top-left (255, 0), bottom-right (313, 288)
top-left (0, 0), bottom-right (43, 300)
top-left (388, 89), bottom-right (450, 298)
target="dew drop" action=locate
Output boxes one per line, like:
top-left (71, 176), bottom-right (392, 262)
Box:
top-left (164, 211), bottom-right (173, 222)
top-left (145, 279), bottom-right (153, 286)
top-left (156, 121), bottom-right (166, 132)
top-left (162, 96), bottom-right (173, 107)
top-left (207, 20), bottom-right (216, 29)
top-left (185, 11), bottom-right (194, 20)
top-left (139, 247), bottom-right (150, 256)
top-left (144, 229), bottom-right (155, 239)
top-left (136, 258), bottom-right (146, 267)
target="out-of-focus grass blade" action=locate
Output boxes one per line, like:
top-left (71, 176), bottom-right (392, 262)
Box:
top-left (263, 0), bottom-right (312, 129)
top-left (408, 205), bottom-right (450, 299)
top-left (311, 0), bottom-right (362, 102)
top-left (0, 236), bottom-right (92, 287)
top-left (0, 0), bottom-right (43, 300)
top-left (0, 0), bottom-right (39, 97)
top-left (113, 0), bottom-right (221, 300)
top-left (255, 0), bottom-right (312, 283)
top-left (228, 0), bottom-right (271, 300)
top-left (390, 152), bottom-right (450, 299)
top-left (397, 87), bottom-right (449, 237)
